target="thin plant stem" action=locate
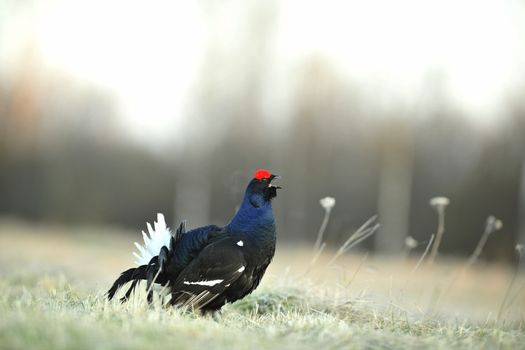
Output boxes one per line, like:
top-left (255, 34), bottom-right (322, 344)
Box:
top-left (310, 242), bottom-right (326, 265)
top-left (431, 217), bottom-right (502, 315)
top-left (497, 267), bottom-right (519, 322)
top-left (313, 208), bottom-right (332, 254)
top-left (401, 234), bottom-right (435, 301)
top-left (428, 207), bottom-right (445, 265)
top-left (506, 280), bottom-right (525, 311)
top-left (410, 234), bottom-right (435, 275)
top-left (346, 252), bottom-right (369, 288)
top-left (497, 251), bottom-right (523, 322)
top-left (447, 217), bottom-right (500, 291)
top-left (465, 221), bottom-right (494, 268)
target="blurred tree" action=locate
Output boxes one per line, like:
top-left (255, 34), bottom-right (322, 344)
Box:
top-left (375, 119), bottom-right (414, 254)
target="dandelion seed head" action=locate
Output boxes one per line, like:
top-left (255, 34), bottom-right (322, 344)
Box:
top-left (429, 196), bottom-right (450, 209)
top-left (486, 216), bottom-right (503, 233)
top-left (404, 236), bottom-right (418, 249)
top-left (320, 197), bottom-right (336, 211)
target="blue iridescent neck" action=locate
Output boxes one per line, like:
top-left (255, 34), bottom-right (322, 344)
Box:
top-left (226, 193), bottom-right (275, 234)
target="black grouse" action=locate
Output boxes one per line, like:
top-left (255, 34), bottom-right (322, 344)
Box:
top-left (107, 169), bottom-right (281, 311)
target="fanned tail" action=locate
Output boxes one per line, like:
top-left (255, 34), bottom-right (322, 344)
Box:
top-left (133, 213), bottom-right (172, 266)
top-left (108, 216), bottom-right (188, 303)
top-left (107, 265), bottom-right (148, 301)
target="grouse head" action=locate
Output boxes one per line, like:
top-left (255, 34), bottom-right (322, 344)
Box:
top-left (246, 169), bottom-right (281, 208)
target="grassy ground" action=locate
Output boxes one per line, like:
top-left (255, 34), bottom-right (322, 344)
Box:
top-left (0, 219), bottom-right (524, 350)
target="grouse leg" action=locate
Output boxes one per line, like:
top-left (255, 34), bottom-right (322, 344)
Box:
top-left (146, 246), bottom-right (170, 304)
top-left (158, 246), bottom-right (169, 273)
top-left (146, 258), bottom-right (159, 304)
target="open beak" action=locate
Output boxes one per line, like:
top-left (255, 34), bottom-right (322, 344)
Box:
top-left (269, 174), bottom-right (282, 189)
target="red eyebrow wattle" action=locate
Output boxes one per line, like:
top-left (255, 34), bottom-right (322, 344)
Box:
top-left (254, 169), bottom-right (271, 180)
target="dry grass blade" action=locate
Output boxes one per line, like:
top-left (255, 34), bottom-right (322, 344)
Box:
top-left (339, 215), bottom-right (378, 251)
top-left (340, 224), bottom-right (380, 253)
top-left (346, 252), bottom-right (369, 287)
top-left (327, 216), bottom-right (379, 266)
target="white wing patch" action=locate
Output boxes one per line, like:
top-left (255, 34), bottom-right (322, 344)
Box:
top-left (133, 213), bottom-right (172, 265)
top-left (237, 266), bottom-right (245, 273)
top-left (183, 279), bottom-right (224, 286)
top-left (236, 240), bottom-right (244, 247)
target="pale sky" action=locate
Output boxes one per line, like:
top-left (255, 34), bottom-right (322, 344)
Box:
top-left (1, 0), bottom-right (524, 146)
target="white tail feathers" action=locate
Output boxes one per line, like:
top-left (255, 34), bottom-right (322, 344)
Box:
top-left (133, 213), bottom-right (172, 265)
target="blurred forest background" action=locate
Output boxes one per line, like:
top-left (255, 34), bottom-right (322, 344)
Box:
top-left (1, 0), bottom-right (525, 263)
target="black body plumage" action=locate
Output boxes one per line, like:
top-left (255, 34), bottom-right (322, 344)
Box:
top-left (107, 170), bottom-right (280, 311)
